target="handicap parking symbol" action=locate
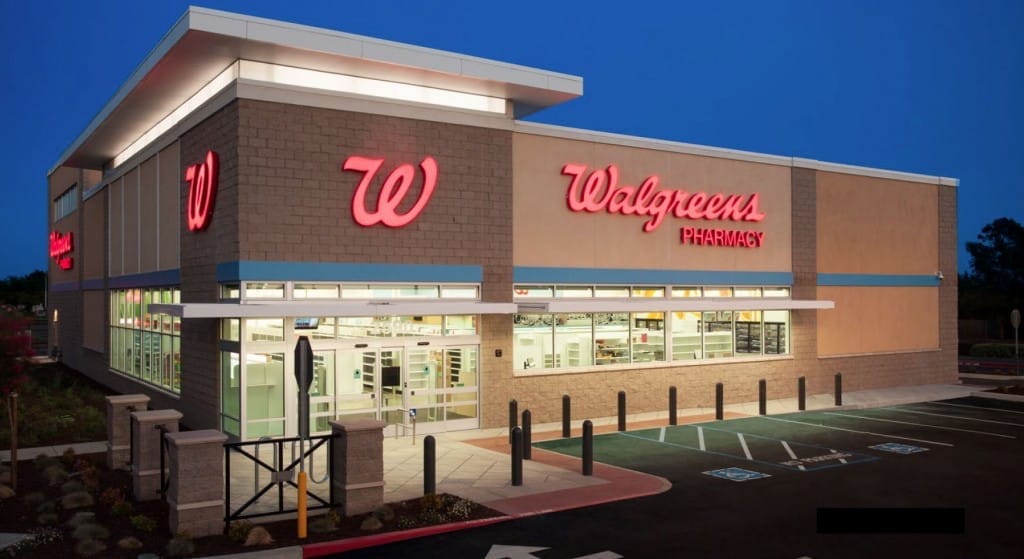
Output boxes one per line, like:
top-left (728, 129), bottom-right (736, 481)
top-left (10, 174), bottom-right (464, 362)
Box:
top-left (703, 467), bottom-right (772, 482)
top-left (870, 442), bottom-right (928, 454)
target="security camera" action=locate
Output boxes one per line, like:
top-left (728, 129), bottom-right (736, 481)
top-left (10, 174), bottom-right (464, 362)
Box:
top-left (936, 271), bottom-right (944, 280)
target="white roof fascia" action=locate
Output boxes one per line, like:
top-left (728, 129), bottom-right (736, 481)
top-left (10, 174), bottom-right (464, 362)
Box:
top-left (150, 301), bottom-right (518, 319)
top-left (516, 298), bottom-right (835, 314)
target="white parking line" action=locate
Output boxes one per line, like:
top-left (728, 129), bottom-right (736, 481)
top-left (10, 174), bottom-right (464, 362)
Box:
top-left (891, 407), bottom-right (1024, 427)
top-left (824, 412), bottom-right (1016, 439)
top-left (698, 426), bottom-right (706, 451)
top-left (762, 416), bottom-right (954, 447)
top-left (781, 440), bottom-right (798, 460)
top-left (659, 426), bottom-right (666, 442)
top-left (738, 433), bottom-right (753, 460)
top-left (831, 448), bottom-right (848, 464)
top-left (929, 401), bottom-right (1024, 415)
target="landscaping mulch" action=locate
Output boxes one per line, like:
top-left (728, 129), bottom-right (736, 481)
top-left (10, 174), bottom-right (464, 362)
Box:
top-left (0, 450), bottom-right (502, 558)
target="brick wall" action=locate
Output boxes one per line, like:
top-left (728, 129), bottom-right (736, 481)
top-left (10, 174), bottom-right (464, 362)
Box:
top-left (179, 102), bottom-right (241, 429)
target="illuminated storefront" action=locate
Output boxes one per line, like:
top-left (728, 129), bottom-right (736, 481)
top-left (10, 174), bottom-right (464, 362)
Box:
top-left (46, 7), bottom-right (957, 440)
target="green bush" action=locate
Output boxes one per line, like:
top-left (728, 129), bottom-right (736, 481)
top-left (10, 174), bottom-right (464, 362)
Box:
top-left (969, 343), bottom-right (1017, 358)
top-left (71, 522), bottom-right (110, 542)
top-left (129, 514), bottom-right (157, 533)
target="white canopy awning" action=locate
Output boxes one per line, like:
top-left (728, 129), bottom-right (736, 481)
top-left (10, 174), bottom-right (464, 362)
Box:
top-left (515, 298), bottom-right (834, 314)
top-left (150, 301), bottom-right (518, 319)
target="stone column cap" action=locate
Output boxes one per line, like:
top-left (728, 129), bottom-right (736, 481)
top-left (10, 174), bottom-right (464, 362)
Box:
top-left (330, 419), bottom-right (386, 433)
top-left (131, 409), bottom-right (184, 422)
top-left (107, 394), bottom-right (151, 405)
top-left (166, 430), bottom-right (228, 447)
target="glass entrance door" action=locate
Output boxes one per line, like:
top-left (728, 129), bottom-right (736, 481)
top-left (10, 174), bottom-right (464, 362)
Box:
top-left (378, 348), bottom-right (406, 429)
top-left (328, 350), bottom-right (377, 428)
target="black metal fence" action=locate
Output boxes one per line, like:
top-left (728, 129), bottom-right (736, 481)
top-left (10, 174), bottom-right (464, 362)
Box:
top-left (223, 434), bottom-right (337, 526)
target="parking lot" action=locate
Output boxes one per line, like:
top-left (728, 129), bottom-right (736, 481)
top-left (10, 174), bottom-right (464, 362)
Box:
top-left (338, 395), bottom-right (1024, 558)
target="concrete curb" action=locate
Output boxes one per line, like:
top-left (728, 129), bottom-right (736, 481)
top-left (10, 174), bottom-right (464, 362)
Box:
top-left (971, 391), bottom-right (1024, 402)
top-left (302, 516), bottom-right (512, 557)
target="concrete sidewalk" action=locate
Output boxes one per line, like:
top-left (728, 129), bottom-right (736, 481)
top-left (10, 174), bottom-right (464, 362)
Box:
top-left (0, 382), bottom-right (998, 558)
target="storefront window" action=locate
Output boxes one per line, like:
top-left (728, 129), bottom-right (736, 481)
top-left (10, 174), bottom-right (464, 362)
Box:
top-left (704, 287), bottom-right (733, 298)
top-left (672, 287), bottom-right (702, 298)
top-left (308, 317), bottom-right (336, 339)
top-left (294, 283), bottom-right (340, 299)
top-left (221, 351), bottom-right (240, 436)
top-left (513, 286), bottom-right (553, 298)
top-left (342, 284), bottom-right (439, 299)
top-left (556, 286), bottom-right (593, 298)
top-left (394, 315), bottom-right (443, 336)
top-left (734, 287), bottom-right (763, 298)
top-left (221, 319), bottom-right (240, 341)
top-left (595, 312), bottom-right (629, 365)
top-left (441, 286), bottom-right (479, 299)
top-left (734, 311), bottom-right (762, 354)
top-left (704, 312), bottom-right (734, 358)
top-left (513, 314), bottom-right (553, 370)
top-left (595, 286), bottom-right (630, 298)
top-left (246, 352), bottom-right (285, 438)
top-left (220, 284), bottom-right (240, 299)
top-left (445, 316), bottom-right (477, 335)
top-left (632, 287), bottom-right (665, 298)
top-left (555, 313), bottom-right (593, 367)
top-left (632, 312), bottom-right (665, 362)
top-left (671, 312), bottom-right (702, 360)
top-left (246, 319), bottom-right (285, 342)
top-left (764, 310), bottom-right (789, 354)
top-left (245, 282), bottom-right (285, 299)
top-left (109, 287), bottom-right (182, 394)
top-left (764, 287), bottom-right (791, 298)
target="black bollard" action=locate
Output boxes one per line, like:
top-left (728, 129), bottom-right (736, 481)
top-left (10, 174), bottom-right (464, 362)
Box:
top-left (715, 382), bottom-right (724, 420)
top-left (511, 426), bottom-right (523, 486)
top-left (562, 394), bottom-right (571, 438)
top-left (424, 435), bottom-right (436, 495)
top-left (617, 390), bottom-right (627, 431)
top-left (834, 372), bottom-right (842, 406)
top-left (669, 385), bottom-right (678, 426)
top-left (522, 409), bottom-right (532, 460)
top-left (509, 399), bottom-right (518, 444)
top-left (798, 376), bottom-right (806, 411)
top-left (759, 379), bottom-right (767, 416)
top-left (582, 420), bottom-right (594, 476)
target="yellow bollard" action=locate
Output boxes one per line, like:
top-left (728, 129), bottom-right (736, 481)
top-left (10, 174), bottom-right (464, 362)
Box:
top-left (297, 471), bottom-right (307, 538)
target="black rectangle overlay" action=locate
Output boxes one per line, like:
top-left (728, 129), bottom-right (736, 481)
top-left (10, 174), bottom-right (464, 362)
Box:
top-left (817, 507), bottom-right (965, 534)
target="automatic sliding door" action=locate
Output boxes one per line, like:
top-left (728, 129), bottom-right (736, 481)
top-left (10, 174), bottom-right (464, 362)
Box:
top-left (334, 350), bottom-right (377, 423)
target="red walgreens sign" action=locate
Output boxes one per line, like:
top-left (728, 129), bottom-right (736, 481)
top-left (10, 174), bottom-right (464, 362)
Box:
top-left (185, 150), bottom-right (219, 232)
top-left (342, 156), bottom-right (438, 228)
top-left (562, 163), bottom-right (767, 248)
top-left (49, 231), bottom-right (73, 270)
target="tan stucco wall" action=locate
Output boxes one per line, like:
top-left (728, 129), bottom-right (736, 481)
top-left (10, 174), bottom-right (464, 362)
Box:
top-left (816, 171), bottom-right (938, 275)
top-left (817, 286), bottom-right (939, 356)
top-left (512, 133), bottom-right (792, 273)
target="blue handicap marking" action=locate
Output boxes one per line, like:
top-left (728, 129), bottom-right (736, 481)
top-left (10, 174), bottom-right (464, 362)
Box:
top-left (870, 442), bottom-right (928, 454)
top-left (703, 467), bottom-right (772, 482)
top-left (409, 408), bottom-right (417, 418)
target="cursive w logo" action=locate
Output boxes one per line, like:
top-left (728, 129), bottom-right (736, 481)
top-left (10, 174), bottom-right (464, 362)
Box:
top-left (185, 150), bottom-right (219, 232)
top-left (342, 156), bottom-right (438, 228)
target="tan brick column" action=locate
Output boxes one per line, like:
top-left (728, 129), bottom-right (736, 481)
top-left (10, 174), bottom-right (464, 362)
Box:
top-left (131, 409), bottom-right (183, 501)
top-left (165, 430), bottom-right (228, 537)
top-left (330, 419), bottom-right (386, 516)
top-left (105, 394), bottom-right (149, 470)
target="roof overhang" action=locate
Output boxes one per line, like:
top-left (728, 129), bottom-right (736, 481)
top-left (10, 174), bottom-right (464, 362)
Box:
top-left (515, 298), bottom-right (835, 313)
top-left (53, 6), bottom-right (582, 173)
top-left (150, 300), bottom-right (517, 319)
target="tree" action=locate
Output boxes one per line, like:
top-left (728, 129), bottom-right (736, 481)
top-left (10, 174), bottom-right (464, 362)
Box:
top-left (960, 217), bottom-right (1024, 333)
top-left (0, 270), bottom-right (46, 308)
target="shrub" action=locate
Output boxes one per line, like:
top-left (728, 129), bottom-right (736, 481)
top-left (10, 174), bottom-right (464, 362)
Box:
top-left (1, 527), bottom-right (63, 557)
top-left (111, 499), bottom-right (133, 517)
top-left (36, 512), bottom-right (59, 525)
top-left (227, 520), bottom-right (254, 543)
top-left (61, 447), bottom-right (77, 465)
top-left (129, 514), bottom-right (158, 533)
top-left (98, 486), bottom-right (124, 507)
top-left (22, 491), bottom-right (46, 509)
top-left (116, 536), bottom-right (144, 550)
top-left (33, 455), bottom-right (60, 472)
top-left (243, 526), bottom-right (274, 546)
top-left (41, 464), bottom-right (67, 486)
top-left (60, 480), bottom-right (86, 495)
top-left (308, 515), bottom-right (337, 534)
top-left (71, 523), bottom-right (110, 542)
top-left (35, 500), bottom-right (56, 514)
top-left (66, 511), bottom-right (97, 528)
top-left (969, 343), bottom-right (1016, 358)
top-left (447, 497), bottom-right (476, 520)
top-left (61, 490), bottom-right (94, 510)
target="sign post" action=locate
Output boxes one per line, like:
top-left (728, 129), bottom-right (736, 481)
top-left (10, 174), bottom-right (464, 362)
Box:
top-left (294, 335), bottom-right (314, 538)
top-left (1011, 309), bottom-right (1020, 376)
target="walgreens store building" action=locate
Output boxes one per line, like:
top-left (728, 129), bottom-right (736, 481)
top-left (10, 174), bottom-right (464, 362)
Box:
top-left (47, 7), bottom-right (957, 440)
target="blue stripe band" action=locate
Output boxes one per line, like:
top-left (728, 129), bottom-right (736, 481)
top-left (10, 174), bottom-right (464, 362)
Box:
top-left (108, 269), bottom-right (181, 288)
top-left (49, 281), bottom-right (79, 293)
top-left (817, 274), bottom-right (940, 287)
top-left (217, 261), bottom-right (483, 283)
top-left (513, 267), bottom-right (793, 286)
top-left (81, 278), bottom-right (105, 290)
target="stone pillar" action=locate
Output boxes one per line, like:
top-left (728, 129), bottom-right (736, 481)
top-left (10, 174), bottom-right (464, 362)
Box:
top-left (165, 430), bottom-right (227, 537)
top-left (106, 394), bottom-right (150, 470)
top-left (131, 409), bottom-right (183, 501)
top-left (330, 419), bottom-right (386, 516)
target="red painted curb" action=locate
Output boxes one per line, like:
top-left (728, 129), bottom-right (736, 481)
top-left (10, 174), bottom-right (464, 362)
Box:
top-left (302, 515), bottom-right (513, 557)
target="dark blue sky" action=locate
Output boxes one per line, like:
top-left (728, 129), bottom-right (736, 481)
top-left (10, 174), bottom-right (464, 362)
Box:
top-left (2, 0), bottom-right (1021, 279)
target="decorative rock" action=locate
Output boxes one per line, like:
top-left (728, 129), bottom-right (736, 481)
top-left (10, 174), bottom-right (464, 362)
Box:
top-left (244, 526), bottom-right (274, 546)
top-left (0, 484), bottom-right (15, 499)
top-left (66, 511), bottom-right (96, 527)
top-left (360, 515), bottom-right (383, 531)
top-left (60, 490), bottom-right (94, 509)
top-left (117, 536), bottom-right (144, 550)
top-left (372, 504), bottom-right (395, 523)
